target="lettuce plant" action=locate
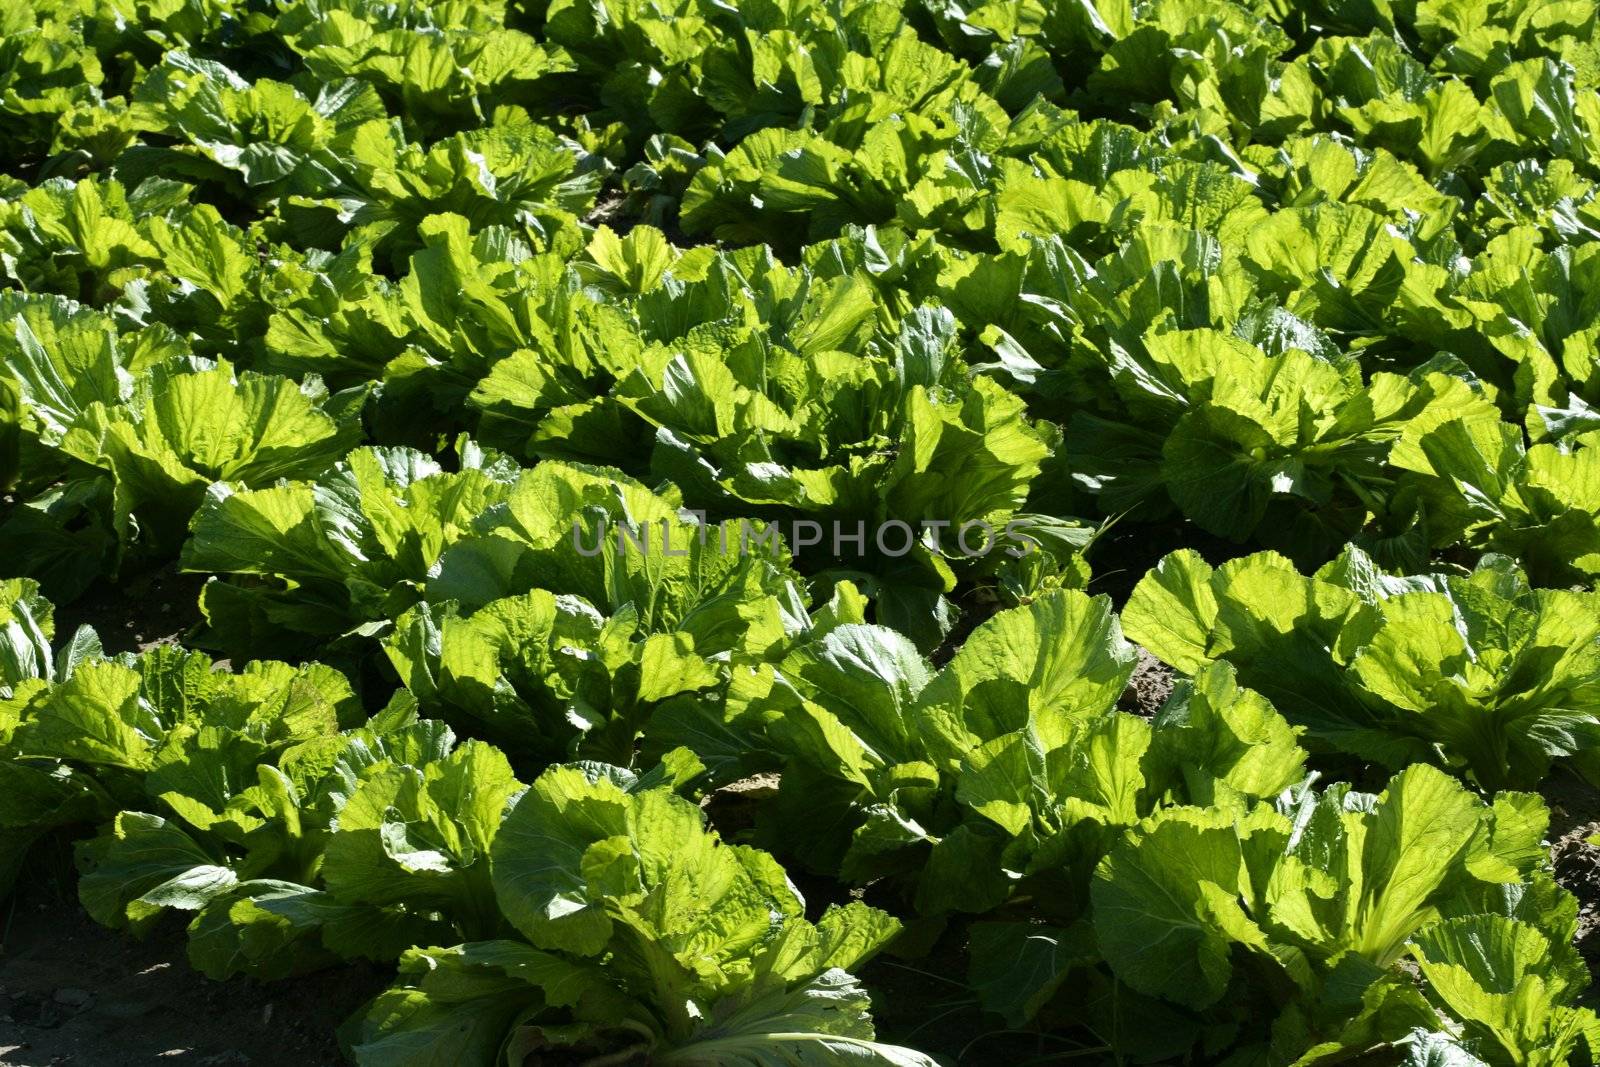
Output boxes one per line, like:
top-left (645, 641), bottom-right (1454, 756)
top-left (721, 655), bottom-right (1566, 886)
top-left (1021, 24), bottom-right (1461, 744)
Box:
top-left (347, 759), bottom-right (937, 1067)
top-left (694, 586), bottom-right (1306, 919)
top-left (1125, 545), bottom-right (1600, 788)
top-left (1090, 765), bottom-right (1597, 1064)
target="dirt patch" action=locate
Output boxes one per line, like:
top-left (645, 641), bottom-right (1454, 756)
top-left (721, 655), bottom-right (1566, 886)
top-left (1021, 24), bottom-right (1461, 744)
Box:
top-left (1117, 648), bottom-right (1175, 717)
top-left (1544, 771), bottom-right (1600, 998)
top-left (701, 773), bottom-right (781, 843)
top-left (0, 883), bottom-right (386, 1066)
top-left (1553, 826), bottom-right (1600, 993)
top-left (52, 563), bottom-right (205, 657)
top-left (584, 192), bottom-right (638, 237)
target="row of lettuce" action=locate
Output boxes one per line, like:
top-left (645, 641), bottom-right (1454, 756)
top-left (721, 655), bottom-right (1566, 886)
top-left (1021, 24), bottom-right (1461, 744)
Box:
top-left (7, 206), bottom-right (1600, 652)
top-left (4, 0), bottom-right (1600, 1060)
top-left (8, 357), bottom-right (1600, 794)
top-left (5, 0), bottom-right (1600, 656)
top-left (2, 556), bottom-right (1598, 1064)
top-left (8, 0), bottom-right (1600, 251)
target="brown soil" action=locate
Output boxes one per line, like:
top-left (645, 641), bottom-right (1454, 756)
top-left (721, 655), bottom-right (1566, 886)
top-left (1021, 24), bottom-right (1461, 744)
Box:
top-left (700, 773), bottom-right (781, 842)
top-left (0, 882), bottom-right (386, 1066)
top-left (584, 193), bottom-right (635, 236)
top-left (1117, 648), bottom-right (1175, 717)
top-left (52, 564), bottom-right (206, 658)
top-left (1544, 770), bottom-right (1600, 999)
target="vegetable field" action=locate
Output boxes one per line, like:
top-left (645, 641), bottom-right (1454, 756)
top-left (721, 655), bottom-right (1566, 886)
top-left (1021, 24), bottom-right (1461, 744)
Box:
top-left (3, 0), bottom-right (1600, 1062)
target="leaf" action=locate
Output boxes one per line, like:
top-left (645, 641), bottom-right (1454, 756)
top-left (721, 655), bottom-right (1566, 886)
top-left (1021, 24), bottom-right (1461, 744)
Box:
top-left (13, 660), bottom-right (155, 769)
top-left (0, 577), bottom-right (55, 692)
top-left (653, 970), bottom-right (941, 1066)
top-left (1090, 806), bottom-right (1273, 1010)
top-left (968, 921), bottom-right (1098, 1026)
top-left (77, 811), bottom-right (236, 930)
top-left (1412, 915), bottom-right (1600, 1064)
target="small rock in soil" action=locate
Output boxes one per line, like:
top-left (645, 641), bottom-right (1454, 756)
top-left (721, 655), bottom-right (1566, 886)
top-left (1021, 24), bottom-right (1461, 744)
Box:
top-left (14, 996), bottom-right (64, 1030)
top-left (50, 988), bottom-right (91, 1008)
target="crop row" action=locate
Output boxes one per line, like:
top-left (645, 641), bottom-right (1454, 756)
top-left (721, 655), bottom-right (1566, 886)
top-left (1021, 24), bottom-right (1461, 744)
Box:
top-left (3, 569), bottom-right (1595, 1063)
top-left (3, 0), bottom-right (1600, 1062)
